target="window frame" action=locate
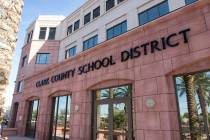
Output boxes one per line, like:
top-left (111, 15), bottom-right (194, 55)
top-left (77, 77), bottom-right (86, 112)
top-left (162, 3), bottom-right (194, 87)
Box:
top-left (185, 0), bottom-right (198, 5)
top-left (106, 20), bottom-right (127, 40)
top-left (138, 1), bottom-right (169, 26)
top-left (39, 27), bottom-right (47, 40)
top-left (21, 55), bottom-right (27, 67)
top-left (74, 20), bottom-right (80, 31)
top-left (93, 6), bottom-right (100, 19)
top-left (65, 46), bottom-right (77, 59)
top-left (35, 53), bottom-right (50, 64)
top-left (67, 25), bottom-right (73, 36)
top-left (48, 27), bottom-right (56, 40)
top-left (17, 80), bottom-right (24, 93)
top-left (106, 0), bottom-right (115, 11)
top-left (83, 35), bottom-right (98, 51)
top-left (92, 84), bottom-right (133, 140)
top-left (84, 12), bottom-right (91, 25)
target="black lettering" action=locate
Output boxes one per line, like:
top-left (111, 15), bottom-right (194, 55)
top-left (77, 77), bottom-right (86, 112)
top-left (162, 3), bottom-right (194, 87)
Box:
top-left (179, 28), bottom-right (191, 43)
top-left (95, 60), bottom-right (102, 70)
top-left (121, 50), bottom-right (130, 62)
top-left (161, 37), bottom-right (166, 50)
top-left (109, 56), bottom-right (116, 65)
top-left (102, 57), bottom-right (110, 67)
top-left (141, 43), bottom-right (149, 55)
top-left (150, 40), bottom-right (161, 53)
top-left (133, 46), bottom-right (141, 58)
top-left (166, 33), bottom-right (179, 47)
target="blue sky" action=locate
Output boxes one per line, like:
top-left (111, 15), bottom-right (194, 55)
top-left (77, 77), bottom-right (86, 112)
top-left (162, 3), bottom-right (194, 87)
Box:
top-left (5, 0), bottom-right (86, 107)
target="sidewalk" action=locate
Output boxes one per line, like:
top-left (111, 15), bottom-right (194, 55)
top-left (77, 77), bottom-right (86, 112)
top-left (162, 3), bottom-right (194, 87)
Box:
top-left (3, 137), bottom-right (34, 140)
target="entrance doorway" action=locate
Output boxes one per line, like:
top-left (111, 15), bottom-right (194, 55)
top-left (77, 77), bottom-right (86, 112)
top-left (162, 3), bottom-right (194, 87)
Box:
top-left (175, 71), bottom-right (210, 140)
top-left (25, 100), bottom-right (39, 138)
top-left (93, 85), bottom-right (133, 140)
top-left (50, 95), bottom-right (71, 140)
top-left (10, 102), bottom-right (19, 128)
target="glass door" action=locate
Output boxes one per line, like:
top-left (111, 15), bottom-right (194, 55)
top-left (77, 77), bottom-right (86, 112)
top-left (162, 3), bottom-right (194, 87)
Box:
top-left (50, 95), bottom-right (71, 140)
top-left (93, 85), bottom-right (133, 140)
top-left (26, 100), bottom-right (39, 138)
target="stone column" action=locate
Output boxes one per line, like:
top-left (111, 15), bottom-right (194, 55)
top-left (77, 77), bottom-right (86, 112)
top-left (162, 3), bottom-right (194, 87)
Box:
top-left (0, 0), bottom-right (24, 119)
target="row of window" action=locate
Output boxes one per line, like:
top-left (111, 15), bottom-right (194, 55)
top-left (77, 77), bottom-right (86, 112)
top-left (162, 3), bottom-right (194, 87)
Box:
top-left (64, 0), bottom-right (198, 59)
top-left (39, 27), bottom-right (56, 40)
top-left (67, 6), bottom-right (100, 36)
top-left (66, 0), bottom-right (125, 36)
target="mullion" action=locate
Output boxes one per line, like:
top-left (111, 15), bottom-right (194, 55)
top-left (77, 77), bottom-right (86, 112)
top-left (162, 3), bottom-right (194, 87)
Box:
top-left (33, 100), bottom-right (39, 138)
top-left (63, 96), bottom-right (68, 140)
top-left (54, 97), bottom-right (60, 140)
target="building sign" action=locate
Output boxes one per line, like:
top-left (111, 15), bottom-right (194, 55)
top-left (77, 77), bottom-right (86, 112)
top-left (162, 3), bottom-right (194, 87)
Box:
top-left (36, 28), bottom-right (191, 87)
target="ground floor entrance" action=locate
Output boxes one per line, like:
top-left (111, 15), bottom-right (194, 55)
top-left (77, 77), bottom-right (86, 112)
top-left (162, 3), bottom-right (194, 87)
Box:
top-left (25, 100), bottom-right (39, 138)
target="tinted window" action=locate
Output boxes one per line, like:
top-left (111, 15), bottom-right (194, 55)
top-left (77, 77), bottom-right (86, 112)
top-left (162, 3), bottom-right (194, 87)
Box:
top-left (93, 6), bottom-right (100, 19)
top-left (39, 27), bottom-right (47, 39)
top-left (17, 81), bottom-right (24, 93)
top-left (107, 21), bottom-right (127, 40)
top-left (22, 56), bottom-right (27, 67)
top-left (36, 53), bottom-right (50, 64)
top-left (138, 1), bottom-right (169, 26)
top-left (48, 27), bottom-right (56, 40)
top-left (185, 0), bottom-right (197, 5)
top-left (74, 20), bottom-right (80, 31)
top-left (117, 0), bottom-right (125, 4)
top-left (65, 46), bottom-right (76, 59)
top-left (84, 12), bottom-right (91, 25)
top-left (67, 25), bottom-right (73, 36)
top-left (106, 0), bottom-right (115, 11)
top-left (83, 35), bottom-right (98, 51)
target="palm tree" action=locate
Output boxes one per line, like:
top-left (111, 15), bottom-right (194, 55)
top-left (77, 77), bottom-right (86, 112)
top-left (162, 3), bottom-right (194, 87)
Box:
top-left (183, 75), bottom-right (200, 140)
top-left (177, 72), bottom-right (210, 140)
top-left (195, 72), bottom-right (210, 140)
top-left (0, 0), bottom-right (23, 118)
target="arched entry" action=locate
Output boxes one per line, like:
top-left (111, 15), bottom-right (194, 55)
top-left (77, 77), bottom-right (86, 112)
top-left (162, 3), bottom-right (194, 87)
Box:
top-left (25, 97), bottom-right (40, 138)
top-left (10, 102), bottom-right (19, 128)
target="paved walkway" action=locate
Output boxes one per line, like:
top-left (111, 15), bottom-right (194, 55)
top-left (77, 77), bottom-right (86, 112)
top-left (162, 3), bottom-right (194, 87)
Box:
top-left (2, 137), bottom-right (34, 140)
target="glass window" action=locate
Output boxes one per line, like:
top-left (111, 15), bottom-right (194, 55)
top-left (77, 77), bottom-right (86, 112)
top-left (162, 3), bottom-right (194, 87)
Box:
top-left (67, 25), bottom-right (73, 36)
top-left (117, 0), bottom-right (125, 4)
top-left (107, 21), bottom-right (127, 40)
top-left (93, 6), bottom-right (100, 19)
top-left (27, 30), bottom-right (33, 43)
top-left (84, 12), bottom-right (91, 25)
top-left (74, 20), bottom-right (80, 31)
top-left (65, 46), bottom-right (76, 59)
top-left (36, 53), bottom-right (50, 64)
top-left (17, 80), bottom-right (24, 93)
top-left (185, 0), bottom-right (197, 5)
top-left (50, 95), bottom-right (71, 140)
top-left (48, 27), bottom-right (56, 40)
top-left (39, 27), bottom-right (47, 39)
top-left (148, 7), bottom-right (159, 21)
top-left (22, 56), bottom-right (27, 67)
top-left (138, 1), bottom-right (169, 25)
top-left (83, 35), bottom-right (98, 51)
top-left (26, 100), bottom-right (39, 138)
top-left (93, 85), bottom-right (132, 140)
top-left (175, 71), bottom-right (210, 140)
top-left (106, 0), bottom-right (115, 11)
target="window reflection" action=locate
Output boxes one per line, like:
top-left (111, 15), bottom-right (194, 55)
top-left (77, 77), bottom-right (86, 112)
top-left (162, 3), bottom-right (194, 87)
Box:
top-left (96, 89), bottom-right (109, 100)
top-left (26, 100), bottom-right (39, 138)
top-left (51, 95), bottom-right (71, 140)
top-left (94, 85), bottom-right (132, 140)
top-left (175, 71), bottom-right (210, 140)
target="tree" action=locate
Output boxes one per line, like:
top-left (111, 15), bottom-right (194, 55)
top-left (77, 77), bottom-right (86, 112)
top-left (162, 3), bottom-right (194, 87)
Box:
top-left (0, 0), bottom-right (24, 119)
top-left (183, 75), bottom-right (200, 140)
top-left (177, 73), bottom-right (210, 139)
